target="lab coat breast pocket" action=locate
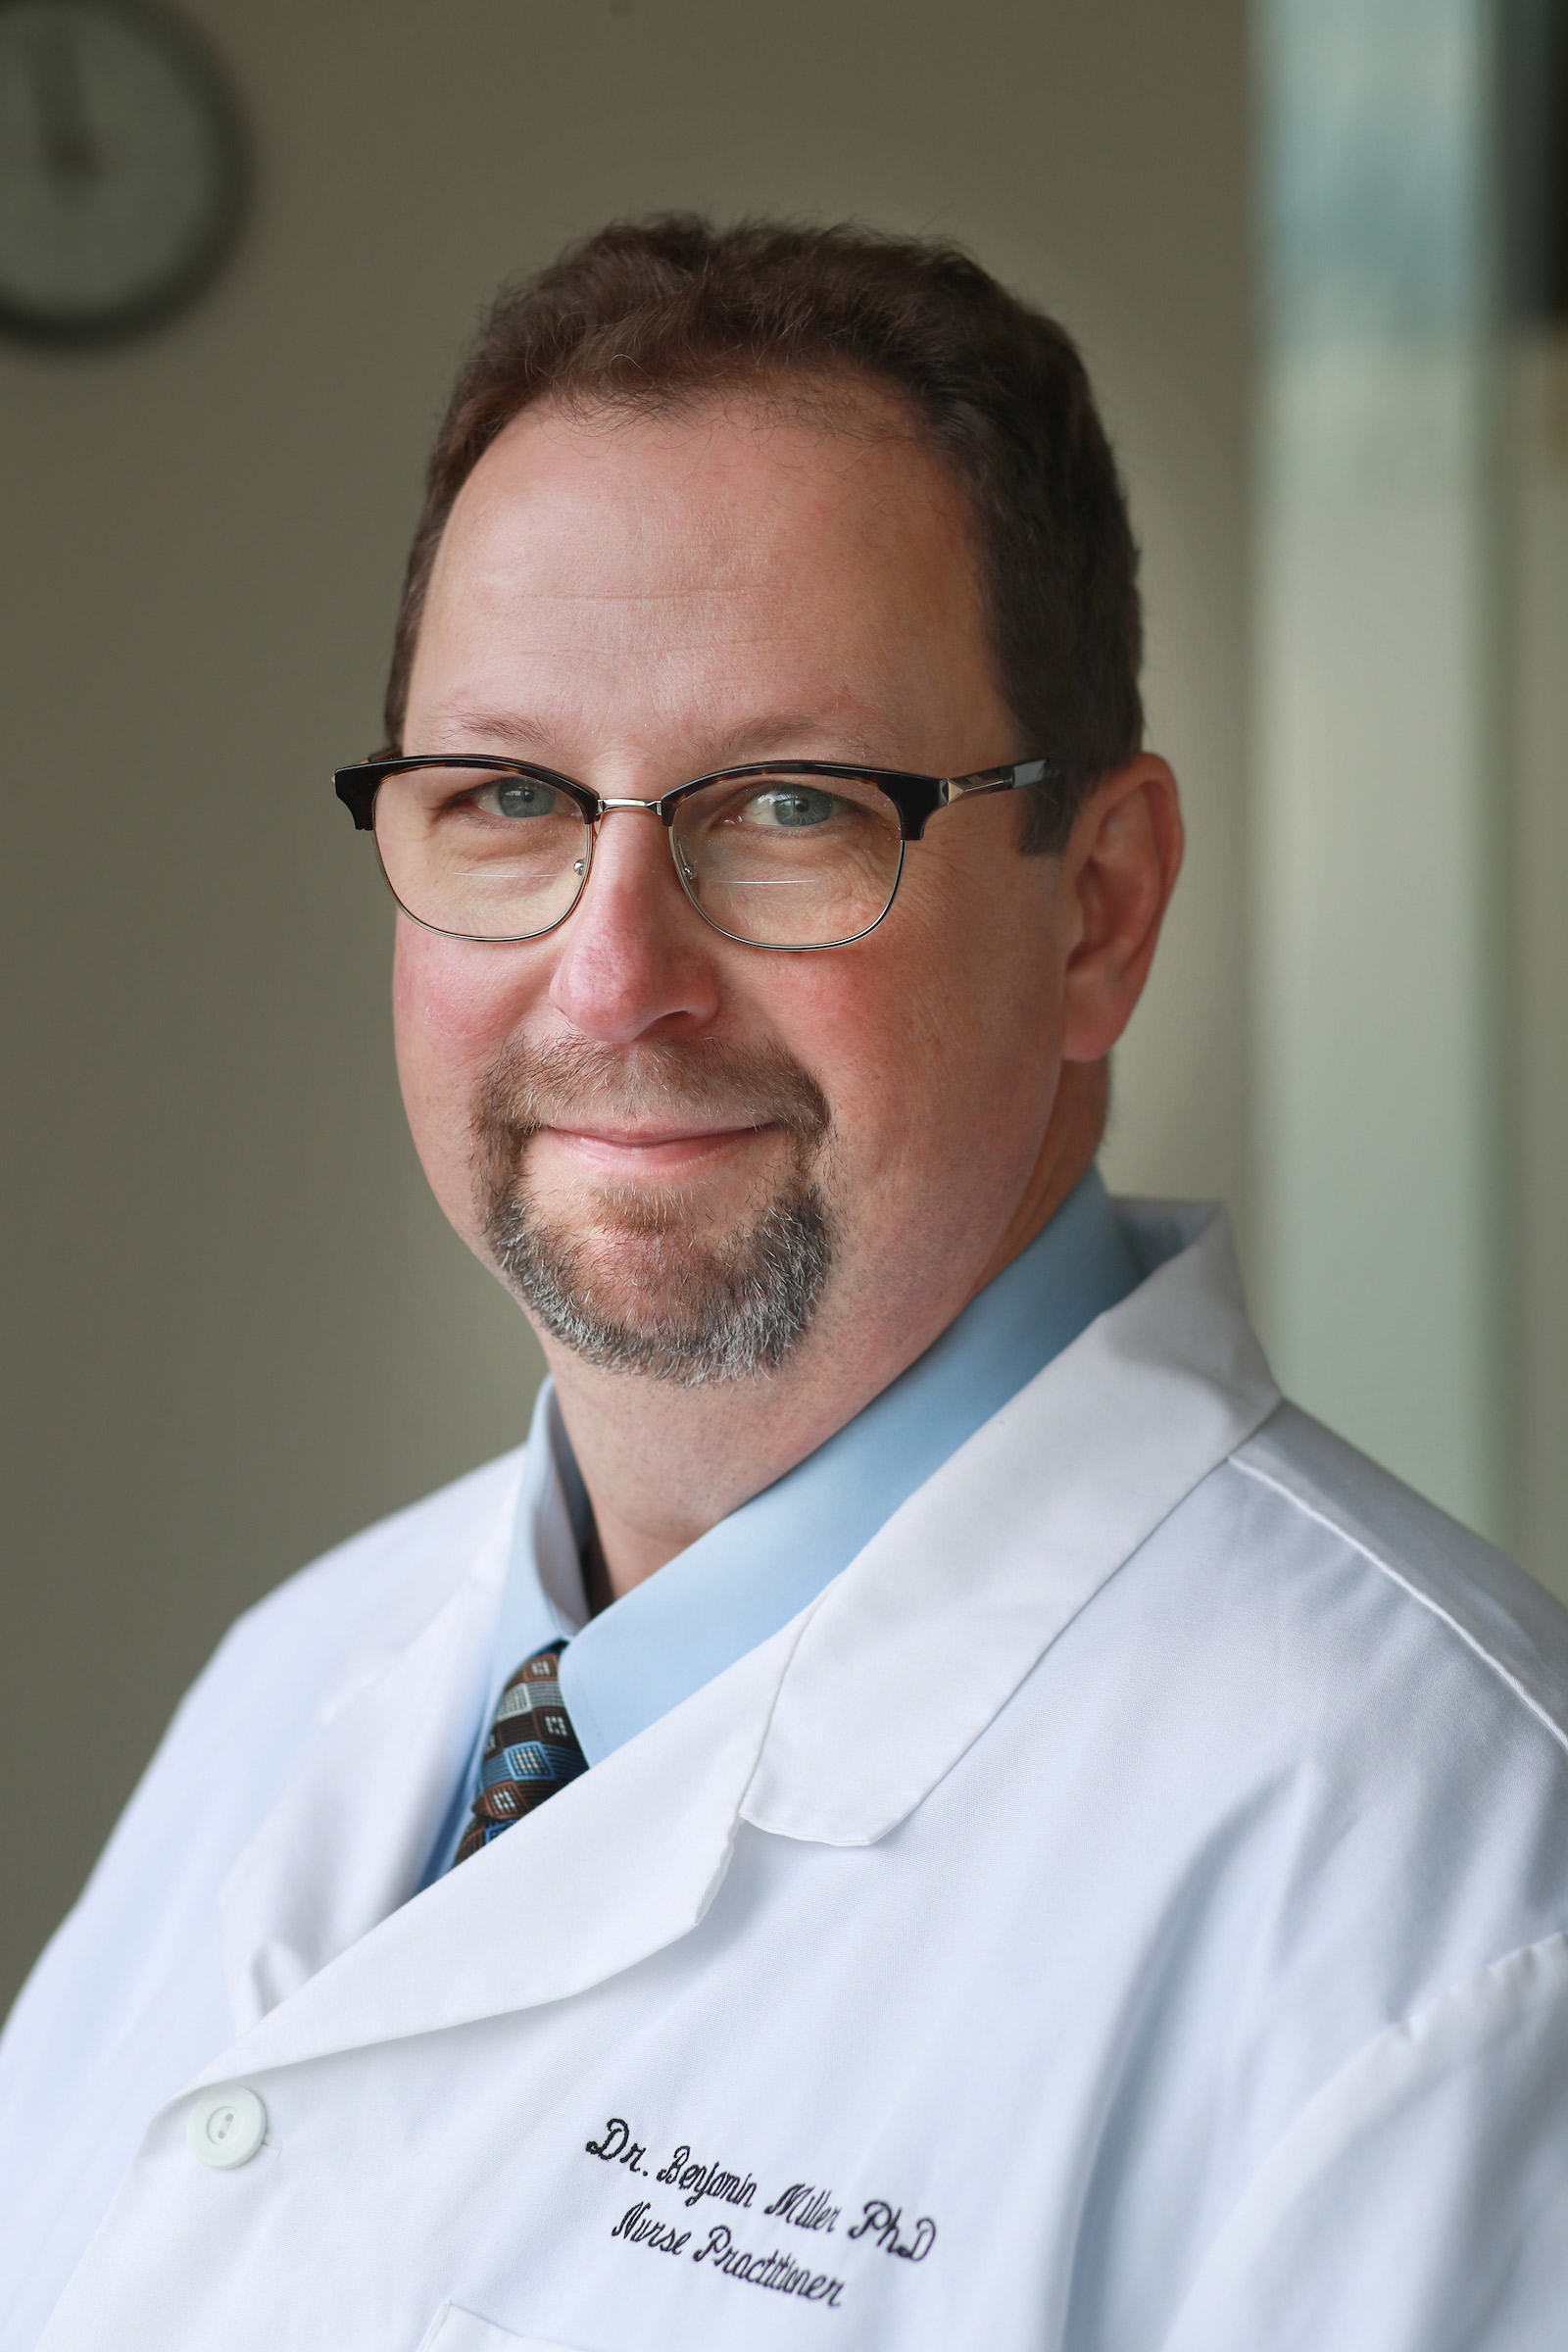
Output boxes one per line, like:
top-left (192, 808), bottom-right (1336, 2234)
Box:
top-left (416, 2304), bottom-right (594, 2352)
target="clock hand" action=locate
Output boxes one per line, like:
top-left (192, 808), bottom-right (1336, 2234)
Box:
top-left (26, 24), bottom-right (104, 188)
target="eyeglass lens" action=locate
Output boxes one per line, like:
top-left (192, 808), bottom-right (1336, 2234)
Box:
top-left (371, 765), bottom-right (906, 949)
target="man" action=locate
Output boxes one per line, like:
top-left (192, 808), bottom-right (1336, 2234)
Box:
top-left (2, 218), bottom-right (1566, 2352)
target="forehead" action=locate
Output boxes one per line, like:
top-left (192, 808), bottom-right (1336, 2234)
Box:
top-left (442, 379), bottom-right (968, 572)
top-left (406, 388), bottom-right (993, 761)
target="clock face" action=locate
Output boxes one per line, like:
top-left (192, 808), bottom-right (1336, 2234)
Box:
top-left (0, 0), bottom-right (246, 346)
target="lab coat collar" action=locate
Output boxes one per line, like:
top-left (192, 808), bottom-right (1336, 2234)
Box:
top-left (744, 1201), bottom-right (1277, 1841)
top-left (202, 1201), bottom-right (1278, 2081)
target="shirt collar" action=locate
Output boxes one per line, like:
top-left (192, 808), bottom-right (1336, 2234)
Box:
top-left (507, 1164), bottom-right (1139, 1763)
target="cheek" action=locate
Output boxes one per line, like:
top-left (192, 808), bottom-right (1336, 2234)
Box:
top-left (396, 923), bottom-right (503, 1044)
top-left (392, 924), bottom-right (544, 1203)
top-left (863, 886), bottom-right (1061, 1201)
top-left (770, 898), bottom-right (1058, 1182)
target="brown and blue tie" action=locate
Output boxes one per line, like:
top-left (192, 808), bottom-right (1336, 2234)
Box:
top-left (453, 1642), bottom-right (588, 1865)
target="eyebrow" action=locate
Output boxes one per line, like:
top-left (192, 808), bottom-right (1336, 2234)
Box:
top-left (412, 705), bottom-right (891, 772)
top-left (707, 713), bottom-right (887, 766)
top-left (407, 706), bottom-right (564, 760)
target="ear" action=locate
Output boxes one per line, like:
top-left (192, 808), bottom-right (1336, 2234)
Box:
top-left (1057, 755), bottom-right (1184, 1063)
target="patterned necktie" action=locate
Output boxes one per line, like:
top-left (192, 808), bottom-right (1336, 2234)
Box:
top-left (453, 1641), bottom-right (588, 1865)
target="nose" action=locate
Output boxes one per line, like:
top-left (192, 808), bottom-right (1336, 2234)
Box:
top-left (548, 807), bottom-right (721, 1043)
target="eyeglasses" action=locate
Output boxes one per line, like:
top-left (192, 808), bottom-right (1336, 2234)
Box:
top-left (333, 752), bottom-right (1063, 952)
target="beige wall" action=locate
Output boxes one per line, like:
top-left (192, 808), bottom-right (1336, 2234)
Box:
top-left (0, 0), bottom-right (1250, 2011)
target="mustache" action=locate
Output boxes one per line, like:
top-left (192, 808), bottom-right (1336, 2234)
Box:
top-left (473, 1036), bottom-right (832, 1169)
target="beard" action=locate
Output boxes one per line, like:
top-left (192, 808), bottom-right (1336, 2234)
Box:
top-left (473, 1035), bottom-right (835, 1388)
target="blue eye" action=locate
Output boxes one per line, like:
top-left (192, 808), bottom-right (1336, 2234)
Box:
top-left (478, 779), bottom-right (560, 820)
top-left (750, 786), bottom-right (837, 829)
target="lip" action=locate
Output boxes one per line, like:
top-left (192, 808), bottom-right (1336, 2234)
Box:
top-left (536, 1121), bottom-right (775, 1179)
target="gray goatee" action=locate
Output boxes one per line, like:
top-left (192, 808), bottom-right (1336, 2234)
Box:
top-left (474, 1037), bottom-right (833, 1388)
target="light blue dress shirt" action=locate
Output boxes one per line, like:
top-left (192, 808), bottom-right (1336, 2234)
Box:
top-left (424, 1165), bottom-right (1138, 1879)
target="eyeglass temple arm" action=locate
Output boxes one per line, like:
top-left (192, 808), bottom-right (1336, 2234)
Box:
top-left (900, 755), bottom-right (1061, 838)
top-left (943, 757), bottom-right (1060, 803)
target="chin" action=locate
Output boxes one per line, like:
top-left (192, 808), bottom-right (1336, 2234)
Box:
top-left (486, 1177), bottom-right (834, 1388)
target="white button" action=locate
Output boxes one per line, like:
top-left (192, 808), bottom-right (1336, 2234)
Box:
top-left (186, 2084), bottom-right (267, 2169)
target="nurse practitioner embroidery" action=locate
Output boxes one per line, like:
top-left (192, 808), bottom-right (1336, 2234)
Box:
top-left (585, 2116), bottom-right (935, 2313)
top-left (6, 217), bottom-right (1568, 2352)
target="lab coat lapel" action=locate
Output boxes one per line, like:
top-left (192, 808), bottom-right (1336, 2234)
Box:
top-left (217, 1463), bottom-right (520, 2033)
top-left (198, 1602), bottom-right (815, 2081)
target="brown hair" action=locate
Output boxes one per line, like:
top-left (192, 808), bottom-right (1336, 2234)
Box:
top-left (384, 215), bottom-right (1144, 850)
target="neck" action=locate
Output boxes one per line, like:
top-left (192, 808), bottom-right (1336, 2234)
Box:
top-left (544, 1060), bottom-right (1107, 1598)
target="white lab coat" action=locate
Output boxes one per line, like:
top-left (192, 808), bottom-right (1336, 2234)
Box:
top-left (4, 1203), bottom-right (1568, 2352)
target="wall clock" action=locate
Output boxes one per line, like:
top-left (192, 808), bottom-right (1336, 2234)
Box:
top-left (0, 0), bottom-right (246, 348)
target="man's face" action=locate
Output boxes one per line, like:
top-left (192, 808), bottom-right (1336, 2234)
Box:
top-left (395, 388), bottom-right (1071, 1395)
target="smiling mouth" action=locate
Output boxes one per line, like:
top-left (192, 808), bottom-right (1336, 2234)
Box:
top-left (474, 1034), bottom-right (832, 1206)
top-left (537, 1122), bottom-right (777, 1179)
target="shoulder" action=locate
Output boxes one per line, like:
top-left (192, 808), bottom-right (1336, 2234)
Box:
top-left (988, 1396), bottom-right (1568, 2016)
top-left (112, 1446), bottom-right (530, 1864)
top-left (1084, 1402), bottom-right (1568, 1998)
top-left (1222, 1403), bottom-right (1568, 1754)
top-left (8, 1446), bottom-right (527, 2012)
top-left (1127, 1400), bottom-right (1568, 1809)
top-left (198, 1445), bottom-right (528, 1721)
